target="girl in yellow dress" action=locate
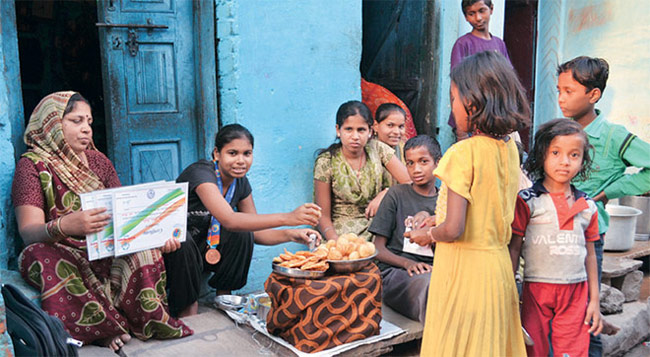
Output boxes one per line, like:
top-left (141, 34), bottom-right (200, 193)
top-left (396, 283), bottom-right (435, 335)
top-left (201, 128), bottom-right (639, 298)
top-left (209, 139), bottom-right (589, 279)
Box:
top-left (406, 51), bottom-right (530, 356)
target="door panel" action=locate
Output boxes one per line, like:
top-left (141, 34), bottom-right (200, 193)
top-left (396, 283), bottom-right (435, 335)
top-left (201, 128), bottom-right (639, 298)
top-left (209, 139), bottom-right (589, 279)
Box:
top-left (361, 1), bottom-right (437, 136)
top-left (97, 0), bottom-right (197, 185)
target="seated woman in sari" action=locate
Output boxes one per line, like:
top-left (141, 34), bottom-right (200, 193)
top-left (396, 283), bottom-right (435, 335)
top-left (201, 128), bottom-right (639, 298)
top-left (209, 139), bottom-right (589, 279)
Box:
top-left (12, 92), bottom-right (192, 352)
top-left (164, 124), bottom-right (322, 317)
top-left (314, 101), bottom-right (410, 241)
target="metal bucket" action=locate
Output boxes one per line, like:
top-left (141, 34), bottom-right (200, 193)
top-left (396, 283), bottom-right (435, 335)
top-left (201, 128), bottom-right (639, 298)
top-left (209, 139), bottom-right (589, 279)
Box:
top-left (619, 196), bottom-right (650, 241)
top-left (604, 205), bottom-right (642, 251)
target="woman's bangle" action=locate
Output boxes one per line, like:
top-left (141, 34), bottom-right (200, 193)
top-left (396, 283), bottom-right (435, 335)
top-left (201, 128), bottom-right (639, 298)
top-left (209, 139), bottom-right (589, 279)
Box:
top-left (45, 217), bottom-right (66, 243)
top-left (322, 226), bottom-right (333, 234)
top-left (56, 216), bottom-right (66, 237)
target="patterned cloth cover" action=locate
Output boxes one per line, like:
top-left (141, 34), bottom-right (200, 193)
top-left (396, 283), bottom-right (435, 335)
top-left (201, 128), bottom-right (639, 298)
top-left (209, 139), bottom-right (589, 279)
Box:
top-left (264, 264), bottom-right (382, 353)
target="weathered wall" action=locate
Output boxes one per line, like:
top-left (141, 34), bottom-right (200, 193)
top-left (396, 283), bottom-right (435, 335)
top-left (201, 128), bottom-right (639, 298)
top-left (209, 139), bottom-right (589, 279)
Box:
top-left (534, 0), bottom-right (650, 142)
top-left (433, 0), bottom-right (506, 152)
top-left (216, 0), bottom-right (361, 293)
top-left (0, 0), bottom-right (23, 272)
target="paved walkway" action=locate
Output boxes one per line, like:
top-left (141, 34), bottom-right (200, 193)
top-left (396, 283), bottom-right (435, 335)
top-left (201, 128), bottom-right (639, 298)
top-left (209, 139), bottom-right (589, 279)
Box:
top-left (80, 301), bottom-right (424, 356)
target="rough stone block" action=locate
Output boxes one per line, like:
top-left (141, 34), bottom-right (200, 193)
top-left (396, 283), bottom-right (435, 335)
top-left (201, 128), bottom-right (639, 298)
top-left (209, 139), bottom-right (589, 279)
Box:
top-left (602, 256), bottom-right (643, 279)
top-left (600, 284), bottom-right (625, 314)
top-left (602, 298), bottom-right (650, 356)
top-left (620, 270), bottom-right (644, 302)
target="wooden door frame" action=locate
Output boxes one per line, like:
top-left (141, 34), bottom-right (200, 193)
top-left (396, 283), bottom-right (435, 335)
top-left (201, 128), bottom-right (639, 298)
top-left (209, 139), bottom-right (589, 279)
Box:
top-left (96, 0), bottom-right (218, 166)
top-left (193, 0), bottom-right (219, 160)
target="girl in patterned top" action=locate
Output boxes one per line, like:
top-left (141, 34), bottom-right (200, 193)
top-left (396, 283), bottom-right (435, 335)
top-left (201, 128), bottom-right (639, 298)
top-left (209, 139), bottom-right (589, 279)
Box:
top-left (314, 100), bottom-right (410, 241)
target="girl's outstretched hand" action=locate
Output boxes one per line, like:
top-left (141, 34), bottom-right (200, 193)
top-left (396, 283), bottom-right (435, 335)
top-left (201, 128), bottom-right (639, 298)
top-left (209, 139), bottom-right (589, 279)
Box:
top-left (405, 228), bottom-right (432, 247)
top-left (289, 203), bottom-right (322, 226)
top-left (288, 228), bottom-right (322, 245)
top-left (60, 208), bottom-right (111, 236)
top-left (585, 301), bottom-right (602, 335)
top-left (160, 238), bottom-right (181, 254)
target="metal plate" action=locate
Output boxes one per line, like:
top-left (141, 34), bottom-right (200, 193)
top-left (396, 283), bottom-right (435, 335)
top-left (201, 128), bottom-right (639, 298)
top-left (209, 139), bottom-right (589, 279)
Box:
top-left (327, 252), bottom-right (378, 274)
top-left (214, 295), bottom-right (248, 311)
top-left (272, 263), bottom-right (326, 279)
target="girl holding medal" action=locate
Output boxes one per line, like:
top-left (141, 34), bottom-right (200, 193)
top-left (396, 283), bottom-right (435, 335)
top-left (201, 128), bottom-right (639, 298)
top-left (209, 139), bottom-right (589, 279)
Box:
top-left (164, 124), bottom-right (322, 318)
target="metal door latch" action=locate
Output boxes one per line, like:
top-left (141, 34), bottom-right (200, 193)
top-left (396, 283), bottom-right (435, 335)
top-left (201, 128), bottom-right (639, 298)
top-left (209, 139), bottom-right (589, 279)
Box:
top-left (127, 29), bottom-right (138, 56)
top-left (96, 19), bottom-right (168, 56)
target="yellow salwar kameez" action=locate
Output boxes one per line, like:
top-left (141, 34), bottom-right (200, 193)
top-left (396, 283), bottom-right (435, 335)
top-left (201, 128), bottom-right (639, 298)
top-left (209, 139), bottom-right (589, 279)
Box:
top-left (421, 136), bottom-right (526, 356)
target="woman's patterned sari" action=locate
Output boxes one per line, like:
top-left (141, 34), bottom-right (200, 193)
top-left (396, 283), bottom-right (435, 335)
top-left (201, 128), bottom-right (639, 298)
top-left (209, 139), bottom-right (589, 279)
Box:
top-left (17, 92), bottom-right (192, 343)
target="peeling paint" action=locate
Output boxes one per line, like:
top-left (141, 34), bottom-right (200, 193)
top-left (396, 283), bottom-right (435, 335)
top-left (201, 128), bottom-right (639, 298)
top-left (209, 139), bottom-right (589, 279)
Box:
top-left (568, 4), bottom-right (612, 33)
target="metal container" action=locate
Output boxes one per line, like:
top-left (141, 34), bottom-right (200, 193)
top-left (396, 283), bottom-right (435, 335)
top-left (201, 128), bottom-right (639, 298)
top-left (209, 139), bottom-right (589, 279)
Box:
top-left (327, 252), bottom-right (378, 274)
top-left (272, 263), bottom-right (326, 279)
top-left (214, 295), bottom-right (248, 311)
top-left (619, 195), bottom-right (650, 240)
top-left (256, 295), bottom-right (271, 323)
top-left (603, 205), bottom-right (642, 251)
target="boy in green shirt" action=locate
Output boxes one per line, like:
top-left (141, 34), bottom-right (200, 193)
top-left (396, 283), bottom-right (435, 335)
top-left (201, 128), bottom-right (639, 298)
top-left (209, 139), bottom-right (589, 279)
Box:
top-left (557, 56), bottom-right (650, 356)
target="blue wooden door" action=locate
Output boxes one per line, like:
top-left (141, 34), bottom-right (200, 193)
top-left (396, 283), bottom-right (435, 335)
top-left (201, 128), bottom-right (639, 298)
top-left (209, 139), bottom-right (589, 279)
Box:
top-left (97, 0), bottom-right (199, 185)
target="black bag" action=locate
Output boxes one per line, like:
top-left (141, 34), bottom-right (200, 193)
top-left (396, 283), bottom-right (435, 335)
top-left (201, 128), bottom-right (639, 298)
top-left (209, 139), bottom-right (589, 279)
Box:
top-left (1, 284), bottom-right (82, 356)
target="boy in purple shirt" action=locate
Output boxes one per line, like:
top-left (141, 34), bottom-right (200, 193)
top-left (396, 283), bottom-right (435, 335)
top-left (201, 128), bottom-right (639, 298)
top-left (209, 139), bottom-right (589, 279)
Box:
top-left (449, 0), bottom-right (511, 140)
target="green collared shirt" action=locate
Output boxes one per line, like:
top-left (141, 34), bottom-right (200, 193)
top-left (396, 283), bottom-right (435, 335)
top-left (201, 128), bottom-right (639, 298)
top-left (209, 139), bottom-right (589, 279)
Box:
top-left (572, 111), bottom-right (650, 234)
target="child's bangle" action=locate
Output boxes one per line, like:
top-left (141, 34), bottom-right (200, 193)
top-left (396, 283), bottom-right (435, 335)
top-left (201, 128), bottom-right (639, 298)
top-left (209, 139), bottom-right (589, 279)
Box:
top-left (427, 226), bottom-right (436, 244)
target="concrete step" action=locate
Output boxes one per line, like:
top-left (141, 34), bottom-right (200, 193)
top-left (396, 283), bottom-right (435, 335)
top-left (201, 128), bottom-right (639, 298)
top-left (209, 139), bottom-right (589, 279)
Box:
top-left (602, 298), bottom-right (650, 356)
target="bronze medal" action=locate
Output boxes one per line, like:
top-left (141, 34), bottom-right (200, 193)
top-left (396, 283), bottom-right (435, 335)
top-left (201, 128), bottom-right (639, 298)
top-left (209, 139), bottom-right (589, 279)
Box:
top-left (205, 248), bottom-right (221, 264)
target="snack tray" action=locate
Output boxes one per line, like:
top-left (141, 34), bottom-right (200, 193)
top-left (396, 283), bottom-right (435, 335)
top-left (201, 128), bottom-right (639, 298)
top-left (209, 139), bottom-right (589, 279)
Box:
top-left (272, 263), bottom-right (326, 279)
top-left (327, 252), bottom-right (378, 274)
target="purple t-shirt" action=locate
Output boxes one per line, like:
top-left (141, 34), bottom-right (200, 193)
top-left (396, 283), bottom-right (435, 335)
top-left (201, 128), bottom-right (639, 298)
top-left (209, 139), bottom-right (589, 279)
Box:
top-left (448, 33), bottom-right (511, 128)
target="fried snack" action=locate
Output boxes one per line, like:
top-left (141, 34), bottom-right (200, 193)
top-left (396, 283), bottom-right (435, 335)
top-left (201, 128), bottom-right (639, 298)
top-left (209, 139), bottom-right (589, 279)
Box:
top-left (358, 242), bottom-right (376, 258)
top-left (273, 248), bottom-right (329, 272)
top-left (301, 260), bottom-right (329, 271)
top-left (338, 233), bottom-right (357, 242)
top-left (336, 239), bottom-right (350, 255)
top-left (314, 247), bottom-right (328, 258)
top-left (316, 233), bottom-right (376, 261)
top-left (327, 248), bottom-right (343, 260)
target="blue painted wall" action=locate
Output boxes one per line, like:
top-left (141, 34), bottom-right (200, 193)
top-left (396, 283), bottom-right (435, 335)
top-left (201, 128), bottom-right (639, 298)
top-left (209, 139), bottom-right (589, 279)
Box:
top-left (1, 0), bottom-right (23, 272)
top-left (535, 0), bottom-right (650, 142)
top-left (215, 0), bottom-right (361, 293)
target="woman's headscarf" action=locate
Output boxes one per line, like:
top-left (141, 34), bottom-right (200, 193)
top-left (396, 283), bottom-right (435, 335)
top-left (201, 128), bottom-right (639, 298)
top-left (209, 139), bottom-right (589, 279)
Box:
top-left (23, 91), bottom-right (104, 194)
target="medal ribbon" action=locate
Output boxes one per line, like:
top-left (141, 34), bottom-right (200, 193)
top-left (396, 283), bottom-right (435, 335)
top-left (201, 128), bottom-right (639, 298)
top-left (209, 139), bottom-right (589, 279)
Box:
top-left (206, 161), bottom-right (236, 248)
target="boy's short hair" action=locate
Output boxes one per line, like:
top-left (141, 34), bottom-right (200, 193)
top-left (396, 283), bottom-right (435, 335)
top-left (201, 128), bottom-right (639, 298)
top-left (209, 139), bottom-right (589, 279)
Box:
top-left (557, 56), bottom-right (609, 93)
top-left (462, 0), bottom-right (492, 15)
top-left (404, 135), bottom-right (442, 162)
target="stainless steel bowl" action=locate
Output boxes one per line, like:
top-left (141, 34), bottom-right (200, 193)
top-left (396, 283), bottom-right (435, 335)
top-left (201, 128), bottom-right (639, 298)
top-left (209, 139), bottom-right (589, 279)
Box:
top-left (214, 295), bottom-right (248, 311)
top-left (272, 263), bottom-right (326, 279)
top-left (327, 252), bottom-right (377, 274)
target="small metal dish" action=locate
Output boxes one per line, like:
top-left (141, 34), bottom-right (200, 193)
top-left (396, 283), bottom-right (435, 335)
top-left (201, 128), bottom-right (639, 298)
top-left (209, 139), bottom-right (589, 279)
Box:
top-left (256, 295), bottom-right (272, 323)
top-left (214, 294), bottom-right (248, 311)
top-left (327, 252), bottom-right (378, 274)
top-left (272, 263), bottom-right (326, 279)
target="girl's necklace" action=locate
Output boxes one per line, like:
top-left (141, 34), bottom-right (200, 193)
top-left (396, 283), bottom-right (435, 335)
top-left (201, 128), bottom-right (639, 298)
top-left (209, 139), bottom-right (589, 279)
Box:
top-left (353, 154), bottom-right (365, 179)
top-left (346, 153), bottom-right (365, 179)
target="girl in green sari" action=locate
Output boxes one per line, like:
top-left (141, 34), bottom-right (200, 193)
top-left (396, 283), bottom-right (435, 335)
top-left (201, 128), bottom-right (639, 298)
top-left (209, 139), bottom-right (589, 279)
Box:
top-left (314, 101), bottom-right (410, 241)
